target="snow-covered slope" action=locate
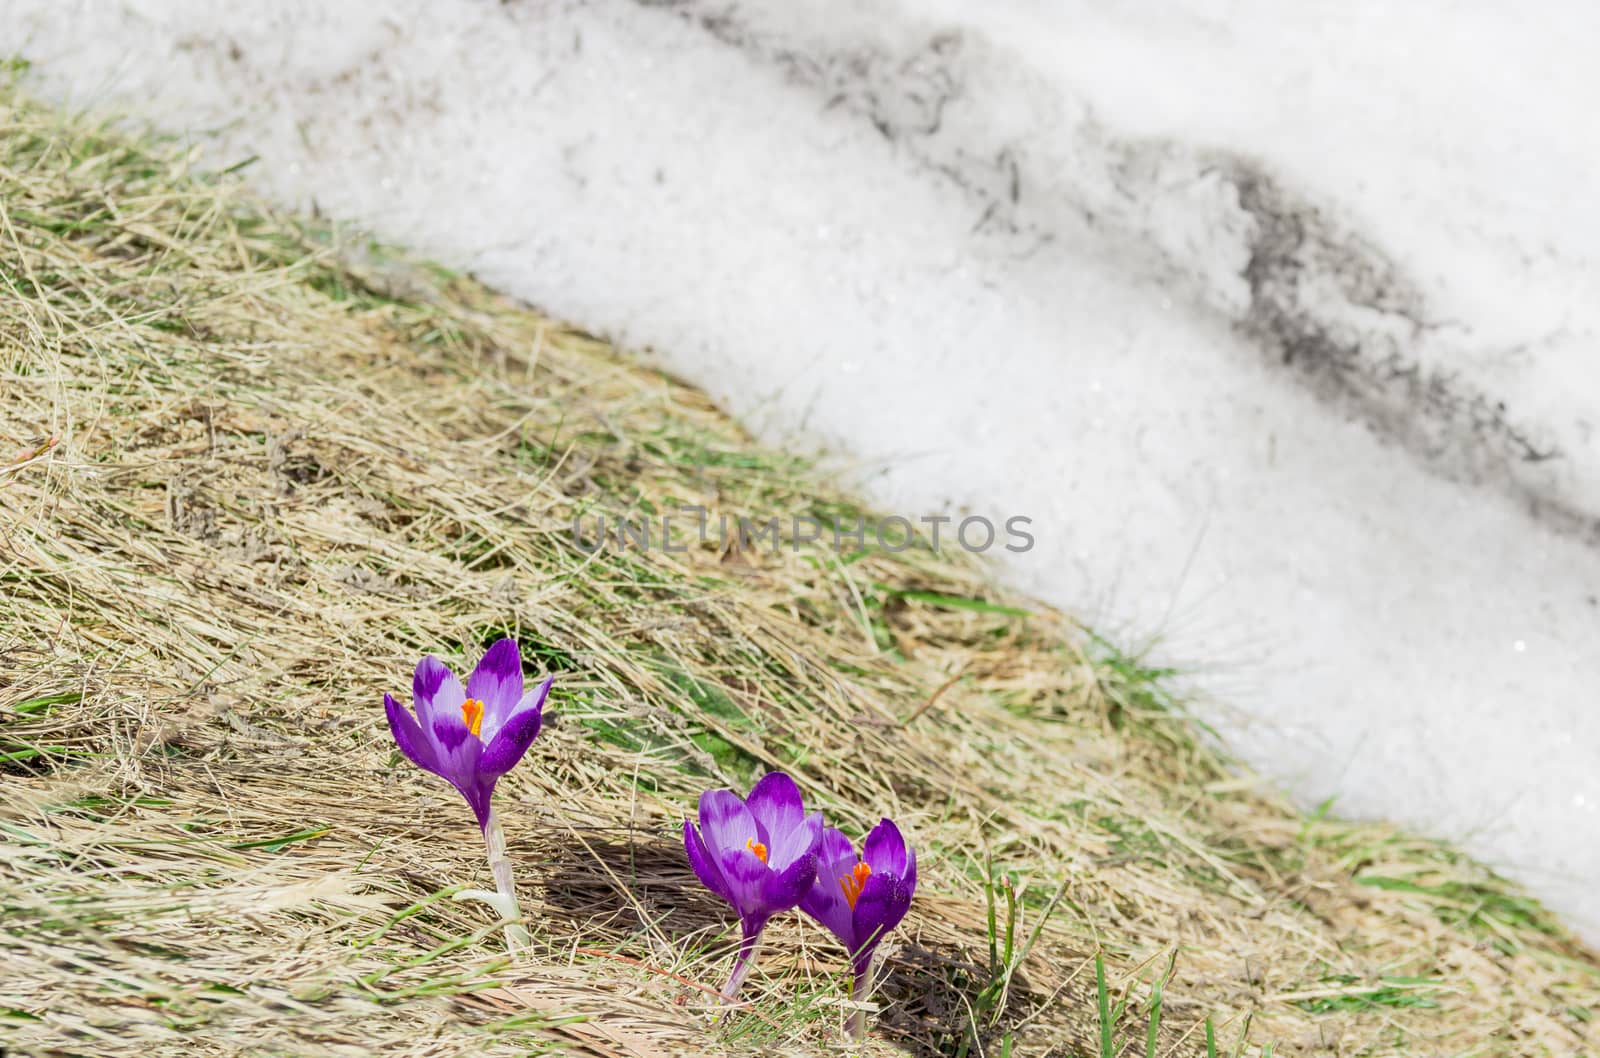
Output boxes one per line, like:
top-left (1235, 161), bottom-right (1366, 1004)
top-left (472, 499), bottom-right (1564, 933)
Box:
top-left (6, 0), bottom-right (1597, 940)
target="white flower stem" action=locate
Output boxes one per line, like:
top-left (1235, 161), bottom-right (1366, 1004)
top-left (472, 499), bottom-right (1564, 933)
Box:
top-left (452, 807), bottom-right (531, 957)
top-left (846, 954), bottom-right (877, 1039)
top-left (720, 922), bottom-right (765, 1003)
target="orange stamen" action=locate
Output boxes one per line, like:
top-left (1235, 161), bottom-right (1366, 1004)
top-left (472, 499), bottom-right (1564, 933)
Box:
top-left (746, 838), bottom-right (769, 863)
top-left (838, 861), bottom-right (872, 909)
top-left (460, 698), bottom-right (485, 737)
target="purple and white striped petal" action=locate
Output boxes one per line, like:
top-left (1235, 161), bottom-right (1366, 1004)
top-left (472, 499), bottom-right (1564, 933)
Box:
top-left (699, 789), bottom-right (759, 857)
top-left (746, 772), bottom-right (804, 853)
top-left (385, 643), bottom-right (553, 832)
top-left (468, 637), bottom-right (524, 736)
top-left (682, 772), bottom-right (824, 1001)
top-left (759, 845), bottom-right (821, 918)
top-left (684, 817), bottom-right (733, 902)
top-left (717, 845), bottom-right (775, 918)
top-left (863, 817), bottom-right (909, 876)
top-left (413, 655), bottom-right (465, 729)
top-left (479, 680), bottom-right (549, 775)
top-left (800, 818), bottom-right (917, 977)
top-left (384, 692), bottom-right (440, 774)
top-left (848, 871), bottom-right (899, 970)
top-left (799, 826), bottom-right (860, 948)
top-left (429, 712), bottom-right (483, 783)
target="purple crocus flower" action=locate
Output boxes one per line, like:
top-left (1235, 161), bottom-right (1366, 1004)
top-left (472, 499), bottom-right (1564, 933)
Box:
top-left (383, 638), bottom-right (553, 830)
top-left (683, 772), bottom-right (824, 999)
top-left (800, 818), bottom-right (917, 1037)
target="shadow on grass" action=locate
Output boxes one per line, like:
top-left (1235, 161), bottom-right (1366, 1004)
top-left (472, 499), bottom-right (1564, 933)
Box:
top-left (523, 826), bottom-right (1042, 1057)
top-left (877, 940), bottom-right (1048, 1057)
top-left (524, 825), bottom-right (730, 939)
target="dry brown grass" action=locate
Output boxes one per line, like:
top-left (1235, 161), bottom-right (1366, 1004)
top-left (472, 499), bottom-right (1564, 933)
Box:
top-left (1, 84), bottom-right (1596, 1057)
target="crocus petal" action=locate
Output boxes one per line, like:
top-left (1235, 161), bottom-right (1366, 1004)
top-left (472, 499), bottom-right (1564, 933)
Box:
top-left (481, 675), bottom-right (551, 750)
top-left (863, 817), bottom-right (909, 876)
top-left (763, 804), bottom-right (824, 876)
top-left (468, 637), bottom-right (524, 730)
top-left (432, 713), bottom-right (473, 753)
top-left (800, 825), bottom-right (861, 947)
top-left (814, 825), bottom-right (858, 874)
top-left (390, 692), bottom-right (495, 829)
top-left (479, 695), bottom-right (545, 775)
top-left (760, 840), bottom-right (820, 915)
top-left (454, 775), bottom-right (496, 830)
top-left (429, 712), bottom-right (485, 800)
top-left (848, 870), bottom-right (903, 969)
top-left (718, 846), bottom-right (776, 919)
top-left (799, 883), bottom-right (855, 949)
top-left (684, 818), bottom-right (733, 904)
top-left (776, 809), bottom-right (825, 873)
top-left (806, 825), bottom-right (857, 883)
top-left (413, 655), bottom-right (466, 728)
top-left (384, 692), bottom-right (440, 774)
top-left (699, 789), bottom-right (758, 856)
top-left (745, 771), bottom-right (804, 856)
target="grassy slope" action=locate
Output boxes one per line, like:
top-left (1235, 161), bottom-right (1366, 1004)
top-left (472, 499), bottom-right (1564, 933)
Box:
top-left (1, 85), bottom-right (1596, 1057)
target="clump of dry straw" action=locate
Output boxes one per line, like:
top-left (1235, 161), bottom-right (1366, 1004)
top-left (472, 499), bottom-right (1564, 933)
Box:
top-left (1, 84), bottom-right (1596, 1057)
